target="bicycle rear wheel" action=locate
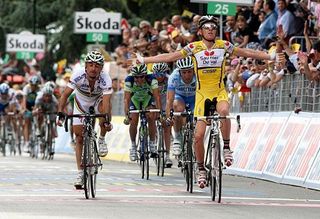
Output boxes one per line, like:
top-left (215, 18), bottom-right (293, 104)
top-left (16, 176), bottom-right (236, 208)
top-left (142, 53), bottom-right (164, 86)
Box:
top-left (211, 135), bottom-right (222, 202)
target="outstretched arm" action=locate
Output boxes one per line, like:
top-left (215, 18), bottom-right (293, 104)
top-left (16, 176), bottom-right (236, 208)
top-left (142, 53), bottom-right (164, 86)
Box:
top-left (139, 50), bottom-right (184, 64)
top-left (234, 47), bottom-right (272, 60)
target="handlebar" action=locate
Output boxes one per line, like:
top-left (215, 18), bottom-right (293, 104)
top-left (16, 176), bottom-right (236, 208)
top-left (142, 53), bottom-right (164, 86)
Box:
top-left (196, 114), bottom-right (241, 133)
top-left (128, 109), bottom-right (161, 114)
top-left (64, 113), bottom-right (109, 132)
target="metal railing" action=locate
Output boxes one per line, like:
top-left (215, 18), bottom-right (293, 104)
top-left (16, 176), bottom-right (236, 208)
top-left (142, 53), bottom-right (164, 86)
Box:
top-left (230, 73), bottom-right (320, 113)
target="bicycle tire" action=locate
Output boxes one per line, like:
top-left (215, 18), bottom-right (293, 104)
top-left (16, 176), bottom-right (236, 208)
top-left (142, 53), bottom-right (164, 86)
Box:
top-left (90, 141), bottom-right (98, 198)
top-left (1, 124), bottom-right (6, 156)
top-left (139, 126), bottom-right (145, 179)
top-left (186, 130), bottom-right (194, 193)
top-left (156, 126), bottom-right (165, 177)
top-left (83, 132), bottom-right (90, 199)
top-left (145, 128), bottom-right (149, 180)
top-left (211, 134), bottom-right (222, 203)
top-left (180, 130), bottom-right (187, 174)
top-left (47, 124), bottom-right (53, 160)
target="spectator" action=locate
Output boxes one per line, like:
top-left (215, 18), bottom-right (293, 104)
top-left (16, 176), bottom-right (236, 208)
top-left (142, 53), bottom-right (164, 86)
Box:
top-left (258, 0), bottom-right (278, 48)
top-left (235, 16), bottom-right (260, 48)
top-left (276, 0), bottom-right (296, 41)
top-left (224, 16), bottom-right (237, 44)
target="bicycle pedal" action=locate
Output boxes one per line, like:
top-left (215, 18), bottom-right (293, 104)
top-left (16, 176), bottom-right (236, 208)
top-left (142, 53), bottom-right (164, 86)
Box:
top-left (177, 161), bottom-right (182, 168)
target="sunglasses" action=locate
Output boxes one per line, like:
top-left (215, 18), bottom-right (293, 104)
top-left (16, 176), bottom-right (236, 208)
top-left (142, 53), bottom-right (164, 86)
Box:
top-left (202, 23), bottom-right (218, 30)
top-left (180, 69), bottom-right (193, 74)
top-left (134, 75), bottom-right (145, 79)
top-left (154, 72), bottom-right (166, 78)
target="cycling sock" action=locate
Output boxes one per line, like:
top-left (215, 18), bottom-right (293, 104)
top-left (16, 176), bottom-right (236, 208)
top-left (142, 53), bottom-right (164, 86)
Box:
top-left (223, 139), bottom-right (230, 150)
top-left (197, 162), bottom-right (205, 171)
top-left (98, 136), bottom-right (105, 141)
top-left (78, 170), bottom-right (82, 175)
top-left (173, 130), bottom-right (181, 140)
top-left (131, 141), bottom-right (136, 147)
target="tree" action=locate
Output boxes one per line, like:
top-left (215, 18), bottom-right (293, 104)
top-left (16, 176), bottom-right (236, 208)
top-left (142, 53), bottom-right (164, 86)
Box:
top-left (0, 0), bottom-right (192, 66)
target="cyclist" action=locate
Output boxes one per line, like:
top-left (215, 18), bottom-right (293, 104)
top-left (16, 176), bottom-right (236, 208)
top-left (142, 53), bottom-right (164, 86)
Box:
top-left (152, 62), bottom-right (172, 167)
top-left (0, 83), bottom-right (17, 152)
top-left (166, 57), bottom-right (196, 156)
top-left (22, 75), bottom-right (41, 152)
top-left (56, 50), bottom-right (113, 188)
top-left (0, 83), bottom-right (16, 113)
top-left (33, 85), bottom-right (58, 141)
top-left (123, 64), bottom-right (161, 162)
top-left (135, 15), bottom-right (274, 188)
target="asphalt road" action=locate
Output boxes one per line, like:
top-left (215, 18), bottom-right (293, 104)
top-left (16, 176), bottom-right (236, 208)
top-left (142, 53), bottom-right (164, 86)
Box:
top-left (0, 153), bottom-right (320, 219)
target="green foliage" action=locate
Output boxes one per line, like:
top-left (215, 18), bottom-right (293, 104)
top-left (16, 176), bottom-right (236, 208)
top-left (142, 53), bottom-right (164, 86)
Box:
top-left (0, 0), bottom-right (185, 67)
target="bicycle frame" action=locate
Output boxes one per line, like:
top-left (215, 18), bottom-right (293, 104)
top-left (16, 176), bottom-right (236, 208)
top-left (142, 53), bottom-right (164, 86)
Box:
top-left (171, 108), bottom-right (195, 193)
top-left (129, 108), bottom-right (160, 180)
top-left (198, 114), bottom-right (240, 203)
top-left (64, 111), bottom-right (107, 199)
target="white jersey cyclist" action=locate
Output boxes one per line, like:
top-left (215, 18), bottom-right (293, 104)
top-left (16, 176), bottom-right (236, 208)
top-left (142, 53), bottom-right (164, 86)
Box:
top-left (67, 66), bottom-right (113, 125)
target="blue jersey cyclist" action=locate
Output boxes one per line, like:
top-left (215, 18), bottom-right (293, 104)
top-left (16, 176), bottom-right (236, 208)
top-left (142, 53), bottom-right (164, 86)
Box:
top-left (0, 83), bottom-right (16, 113)
top-left (124, 64), bottom-right (161, 162)
top-left (166, 56), bottom-right (196, 156)
top-left (152, 62), bottom-right (173, 167)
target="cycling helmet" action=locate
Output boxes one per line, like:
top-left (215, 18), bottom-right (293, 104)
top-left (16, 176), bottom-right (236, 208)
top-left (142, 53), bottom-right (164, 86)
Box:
top-left (198, 15), bottom-right (219, 28)
top-left (152, 63), bottom-right (169, 73)
top-left (44, 81), bottom-right (56, 89)
top-left (0, 83), bottom-right (10, 95)
top-left (42, 86), bottom-right (53, 95)
top-left (29, 75), bottom-right (40, 85)
top-left (85, 50), bottom-right (104, 66)
top-left (130, 64), bottom-right (148, 76)
top-left (176, 57), bottom-right (194, 70)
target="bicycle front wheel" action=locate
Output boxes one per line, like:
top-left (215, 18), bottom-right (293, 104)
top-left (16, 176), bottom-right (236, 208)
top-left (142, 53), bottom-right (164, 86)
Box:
top-left (211, 135), bottom-right (222, 202)
top-left (186, 131), bottom-right (194, 193)
top-left (83, 132), bottom-right (91, 199)
top-left (90, 141), bottom-right (98, 198)
top-left (156, 127), bottom-right (165, 177)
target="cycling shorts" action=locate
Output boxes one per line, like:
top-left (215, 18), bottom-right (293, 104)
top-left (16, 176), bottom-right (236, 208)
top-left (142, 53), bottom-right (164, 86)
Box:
top-left (129, 95), bottom-right (155, 111)
top-left (174, 94), bottom-right (195, 112)
top-left (194, 87), bottom-right (228, 117)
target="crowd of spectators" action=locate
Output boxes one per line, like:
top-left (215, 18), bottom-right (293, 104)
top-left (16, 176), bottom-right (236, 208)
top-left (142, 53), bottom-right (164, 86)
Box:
top-left (114, 0), bottom-right (320, 111)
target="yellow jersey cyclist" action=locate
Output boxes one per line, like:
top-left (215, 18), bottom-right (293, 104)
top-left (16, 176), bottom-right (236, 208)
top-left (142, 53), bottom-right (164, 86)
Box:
top-left (123, 64), bottom-right (161, 162)
top-left (136, 15), bottom-right (274, 188)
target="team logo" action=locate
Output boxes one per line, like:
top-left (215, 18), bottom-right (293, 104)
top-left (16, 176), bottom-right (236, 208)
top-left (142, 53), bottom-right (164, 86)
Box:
top-left (189, 43), bottom-right (194, 49)
top-left (204, 50), bottom-right (214, 56)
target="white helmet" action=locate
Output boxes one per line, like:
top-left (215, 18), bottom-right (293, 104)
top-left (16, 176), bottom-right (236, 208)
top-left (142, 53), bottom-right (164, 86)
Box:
top-left (85, 50), bottom-right (104, 66)
top-left (176, 57), bottom-right (194, 70)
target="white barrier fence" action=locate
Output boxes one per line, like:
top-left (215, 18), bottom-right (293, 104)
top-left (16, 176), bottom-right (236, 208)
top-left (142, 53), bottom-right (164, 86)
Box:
top-left (226, 112), bottom-right (320, 191)
top-left (55, 112), bottom-right (320, 190)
